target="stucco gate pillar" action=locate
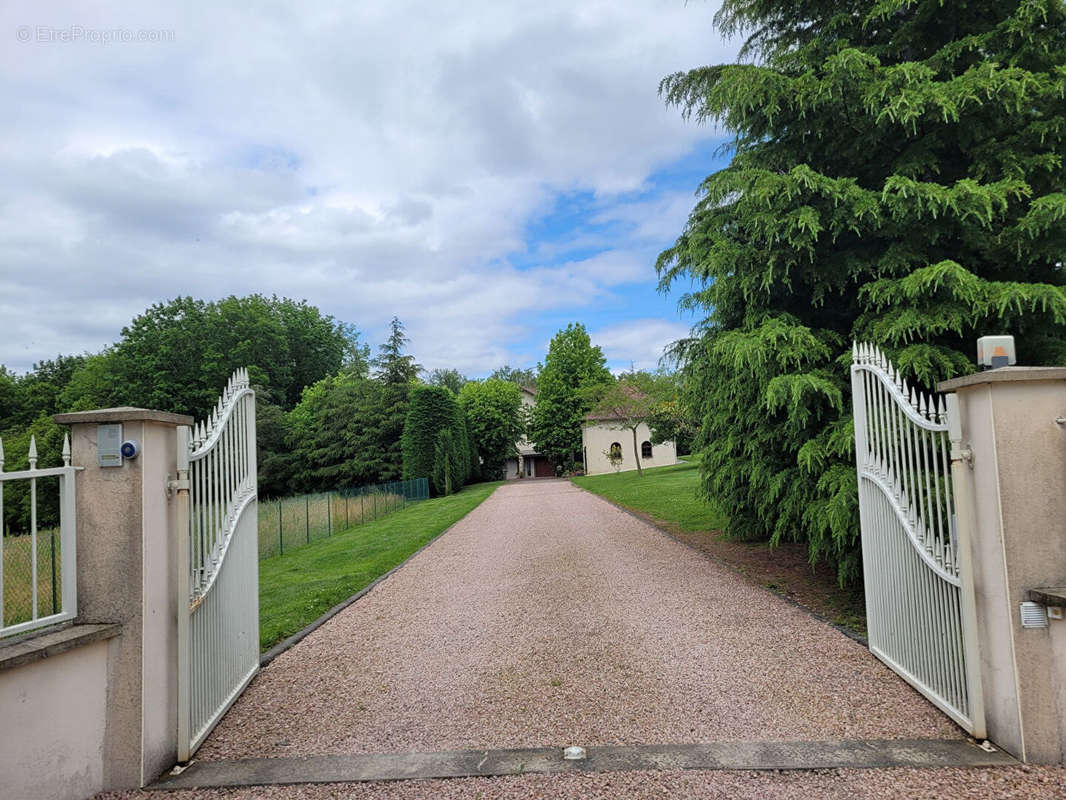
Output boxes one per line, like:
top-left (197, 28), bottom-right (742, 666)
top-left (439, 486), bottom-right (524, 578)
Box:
top-left (939, 368), bottom-right (1066, 763)
top-left (53, 406), bottom-right (193, 788)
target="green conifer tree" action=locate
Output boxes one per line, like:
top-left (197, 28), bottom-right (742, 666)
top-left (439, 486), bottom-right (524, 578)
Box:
top-left (659, 0), bottom-right (1066, 583)
top-left (402, 384), bottom-right (467, 495)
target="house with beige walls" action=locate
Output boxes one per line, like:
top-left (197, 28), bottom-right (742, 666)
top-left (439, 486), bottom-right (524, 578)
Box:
top-left (581, 398), bottom-right (677, 477)
top-left (505, 386), bottom-right (555, 478)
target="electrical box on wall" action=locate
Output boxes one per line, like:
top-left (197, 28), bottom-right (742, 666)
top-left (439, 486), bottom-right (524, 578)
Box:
top-left (97, 423), bottom-right (123, 467)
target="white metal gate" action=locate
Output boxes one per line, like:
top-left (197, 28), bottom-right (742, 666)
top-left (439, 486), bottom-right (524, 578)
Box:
top-left (851, 343), bottom-right (985, 737)
top-left (176, 369), bottom-right (259, 761)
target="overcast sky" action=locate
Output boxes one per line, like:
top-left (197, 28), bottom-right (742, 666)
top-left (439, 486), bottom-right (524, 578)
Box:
top-left (1, 1), bottom-right (735, 376)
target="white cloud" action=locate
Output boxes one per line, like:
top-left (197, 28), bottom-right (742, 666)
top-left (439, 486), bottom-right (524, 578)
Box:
top-left (0, 0), bottom-right (735, 375)
top-left (592, 318), bottom-right (693, 372)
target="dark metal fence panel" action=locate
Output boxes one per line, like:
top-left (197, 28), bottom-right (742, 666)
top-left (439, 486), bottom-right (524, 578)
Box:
top-left (257, 477), bottom-right (429, 560)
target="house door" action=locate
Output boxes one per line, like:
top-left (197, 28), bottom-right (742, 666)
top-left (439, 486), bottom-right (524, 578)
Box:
top-left (534, 457), bottom-right (554, 478)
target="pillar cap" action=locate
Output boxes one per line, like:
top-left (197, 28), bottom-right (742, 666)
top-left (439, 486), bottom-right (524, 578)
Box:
top-left (53, 407), bottom-right (194, 426)
top-left (938, 367), bottom-right (1066, 393)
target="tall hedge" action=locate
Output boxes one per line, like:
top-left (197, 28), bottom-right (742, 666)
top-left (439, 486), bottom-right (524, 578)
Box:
top-left (659, 0), bottom-right (1066, 584)
top-left (402, 384), bottom-right (469, 496)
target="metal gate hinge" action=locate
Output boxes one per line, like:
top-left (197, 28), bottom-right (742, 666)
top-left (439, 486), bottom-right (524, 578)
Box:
top-left (951, 443), bottom-right (975, 468)
top-left (166, 474), bottom-right (190, 498)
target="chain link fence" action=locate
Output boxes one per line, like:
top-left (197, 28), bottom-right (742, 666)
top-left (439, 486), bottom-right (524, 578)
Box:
top-left (2, 528), bottom-right (63, 630)
top-left (257, 477), bottom-right (429, 560)
top-left (2, 492), bottom-right (63, 635)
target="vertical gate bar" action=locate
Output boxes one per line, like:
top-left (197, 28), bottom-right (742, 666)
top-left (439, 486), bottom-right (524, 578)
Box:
top-left (888, 391), bottom-right (905, 503)
top-left (176, 424), bottom-right (192, 762)
top-left (884, 493), bottom-right (897, 654)
top-left (199, 450), bottom-right (205, 589)
top-left (906, 398), bottom-right (923, 535)
top-left (954, 588), bottom-right (969, 713)
top-left (213, 441), bottom-right (221, 558)
top-left (208, 446), bottom-right (216, 568)
top-left (59, 461), bottom-right (76, 619)
top-left (905, 418), bottom-right (933, 688)
top-left (897, 500), bottom-right (917, 680)
top-left (900, 398), bottom-right (917, 528)
top-left (874, 369), bottom-right (890, 474)
top-left (868, 483), bottom-right (879, 650)
top-left (939, 427), bottom-right (955, 569)
top-left (906, 528), bottom-right (919, 679)
top-left (937, 577), bottom-right (959, 707)
top-left (910, 402), bottom-right (928, 536)
top-left (190, 449), bottom-right (197, 594)
top-left (0, 463), bottom-right (4, 629)
top-left (30, 474), bottom-right (38, 620)
top-left (223, 419), bottom-right (231, 530)
top-left (50, 528), bottom-right (56, 614)
top-left (916, 540), bottom-right (938, 695)
top-left (945, 393), bottom-right (986, 738)
top-left (919, 426), bottom-right (936, 553)
top-left (866, 368), bottom-right (880, 469)
top-left (207, 447), bottom-right (214, 572)
top-left (851, 356), bottom-right (873, 650)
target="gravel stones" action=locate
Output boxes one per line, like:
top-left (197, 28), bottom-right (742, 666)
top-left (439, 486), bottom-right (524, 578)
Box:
top-left (93, 480), bottom-right (1066, 799)
top-left (198, 481), bottom-right (958, 761)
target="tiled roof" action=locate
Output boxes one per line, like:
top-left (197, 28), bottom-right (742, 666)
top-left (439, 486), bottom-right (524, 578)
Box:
top-left (584, 385), bottom-right (649, 421)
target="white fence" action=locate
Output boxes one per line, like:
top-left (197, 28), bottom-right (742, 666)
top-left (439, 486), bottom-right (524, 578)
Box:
top-left (177, 369), bottom-right (259, 761)
top-left (0, 434), bottom-right (78, 638)
top-left (851, 343), bottom-right (984, 737)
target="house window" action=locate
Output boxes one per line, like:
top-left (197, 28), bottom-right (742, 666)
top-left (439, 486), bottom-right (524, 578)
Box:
top-left (609, 442), bottom-right (622, 461)
top-left (641, 440), bottom-right (653, 458)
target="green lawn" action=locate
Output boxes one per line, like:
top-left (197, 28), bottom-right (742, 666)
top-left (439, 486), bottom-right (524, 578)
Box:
top-left (573, 456), bottom-right (867, 636)
top-left (571, 457), bottom-right (727, 532)
top-left (258, 481), bottom-right (502, 651)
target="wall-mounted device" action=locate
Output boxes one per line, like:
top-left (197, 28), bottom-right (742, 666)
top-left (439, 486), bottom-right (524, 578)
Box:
top-left (977, 335), bottom-right (1016, 369)
top-left (97, 424), bottom-right (123, 467)
top-left (120, 440), bottom-right (140, 460)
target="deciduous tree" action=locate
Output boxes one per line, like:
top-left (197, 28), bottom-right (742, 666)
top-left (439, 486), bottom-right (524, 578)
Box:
top-left (426, 368), bottom-right (468, 395)
top-left (529, 323), bottom-right (612, 469)
top-left (459, 379), bottom-right (523, 480)
top-left (488, 365), bottom-right (538, 388)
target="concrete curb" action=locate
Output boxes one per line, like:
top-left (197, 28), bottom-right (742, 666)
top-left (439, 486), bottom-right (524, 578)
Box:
top-left (260, 485), bottom-right (503, 668)
top-left (571, 482), bottom-right (869, 647)
top-left (155, 739), bottom-right (1015, 789)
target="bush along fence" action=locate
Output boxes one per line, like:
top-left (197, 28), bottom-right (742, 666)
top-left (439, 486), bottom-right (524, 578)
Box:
top-left (257, 477), bottom-right (429, 560)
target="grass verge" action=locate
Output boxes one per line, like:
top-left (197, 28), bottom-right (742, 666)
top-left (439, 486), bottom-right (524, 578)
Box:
top-left (259, 481), bottom-right (502, 651)
top-left (573, 459), bottom-right (867, 637)
top-left (572, 458), bottom-right (727, 532)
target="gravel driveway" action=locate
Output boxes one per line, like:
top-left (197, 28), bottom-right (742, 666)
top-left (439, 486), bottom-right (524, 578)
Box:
top-left (198, 480), bottom-right (959, 761)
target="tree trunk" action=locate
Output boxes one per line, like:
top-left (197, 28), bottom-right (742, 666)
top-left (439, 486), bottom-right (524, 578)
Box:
top-left (631, 426), bottom-right (643, 477)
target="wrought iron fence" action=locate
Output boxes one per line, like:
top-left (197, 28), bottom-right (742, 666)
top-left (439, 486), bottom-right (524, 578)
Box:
top-left (0, 434), bottom-right (79, 638)
top-left (257, 477), bottom-right (429, 560)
